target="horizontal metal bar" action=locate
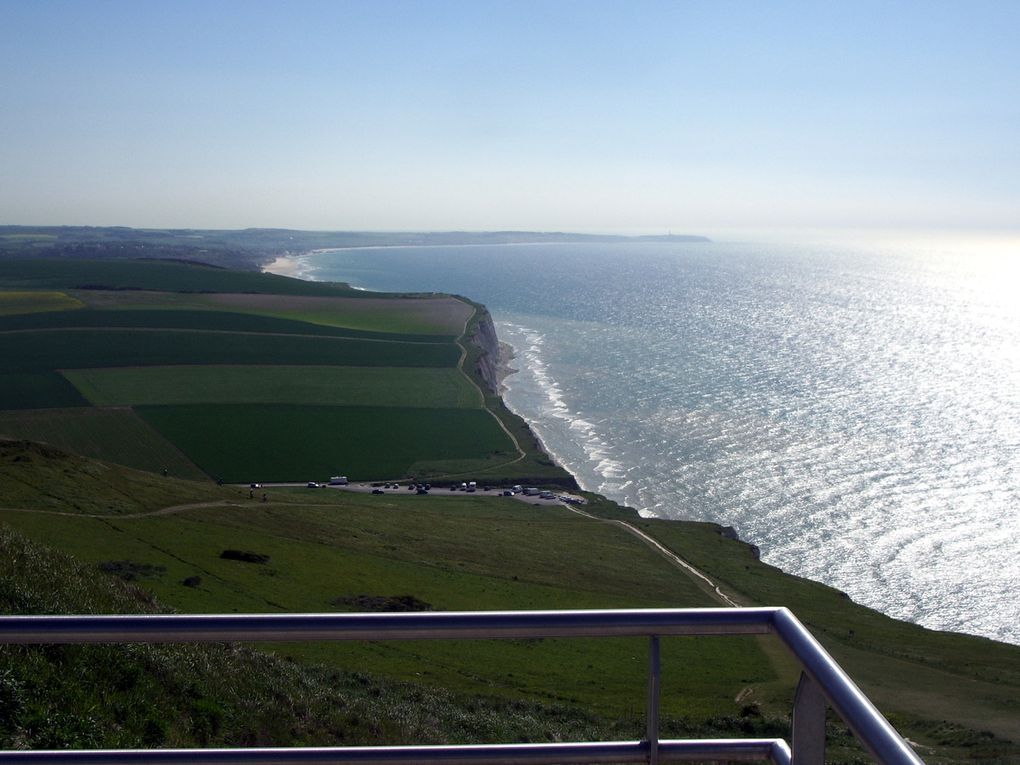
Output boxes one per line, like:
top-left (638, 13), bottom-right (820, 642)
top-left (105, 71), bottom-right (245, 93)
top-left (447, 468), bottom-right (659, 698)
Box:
top-left (0, 608), bottom-right (918, 765)
top-left (0, 608), bottom-right (778, 644)
top-left (771, 608), bottom-right (924, 765)
top-left (0, 739), bottom-right (789, 765)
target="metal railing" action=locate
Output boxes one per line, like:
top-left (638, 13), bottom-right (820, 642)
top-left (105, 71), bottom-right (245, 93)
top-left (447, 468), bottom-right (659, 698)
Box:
top-left (0, 608), bottom-right (925, 765)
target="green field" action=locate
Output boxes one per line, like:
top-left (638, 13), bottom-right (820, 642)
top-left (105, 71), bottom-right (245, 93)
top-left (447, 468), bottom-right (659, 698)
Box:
top-left (64, 366), bottom-right (481, 408)
top-left (137, 404), bottom-right (516, 481)
top-left (0, 329), bottom-right (459, 371)
top-left (0, 409), bottom-right (208, 479)
top-left (0, 290), bottom-right (85, 316)
top-left (0, 371), bottom-right (91, 410)
top-left (0, 308), bottom-right (453, 343)
top-left (201, 293), bottom-right (473, 336)
top-left (0, 259), bottom-right (361, 296)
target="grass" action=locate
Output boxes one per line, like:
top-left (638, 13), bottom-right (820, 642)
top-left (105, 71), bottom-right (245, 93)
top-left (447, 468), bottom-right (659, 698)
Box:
top-left (1, 525), bottom-right (674, 751)
top-left (202, 293), bottom-right (473, 336)
top-left (0, 440), bottom-right (228, 512)
top-left (63, 366), bottom-right (481, 408)
top-left (0, 411), bottom-right (208, 479)
top-left (0, 259), bottom-right (361, 296)
top-left (3, 443), bottom-right (1018, 762)
top-left (0, 492), bottom-right (779, 721)
top-left (68, 292), bottom-right (469, 337)
top-left (0, 308), bottom-right (452, 343)
top-left (0, 329), bottom-right (459, 371)
top-left (136, 404), bottom-right (518, 482)
top-left (633, 517), bottom-right (1020, 752)
top-left (0, 371), bottom-right (91, 410)
top-left (0, 290), bottom-right (85, 316)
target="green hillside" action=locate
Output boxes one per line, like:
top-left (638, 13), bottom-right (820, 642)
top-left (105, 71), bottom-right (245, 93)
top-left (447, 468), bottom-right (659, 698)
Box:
top-left (0, 524), bottom-right (641, 750)
top-left (2, 441), bottom-right (1018, 762)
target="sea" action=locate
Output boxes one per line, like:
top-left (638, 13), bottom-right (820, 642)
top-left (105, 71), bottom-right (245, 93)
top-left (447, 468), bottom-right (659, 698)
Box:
top-left (278, 236), bottom-right (1020, 646)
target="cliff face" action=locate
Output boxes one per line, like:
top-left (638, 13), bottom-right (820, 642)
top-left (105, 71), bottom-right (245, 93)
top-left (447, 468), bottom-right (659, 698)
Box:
top-left (470, 308), bottom-right (501, 394)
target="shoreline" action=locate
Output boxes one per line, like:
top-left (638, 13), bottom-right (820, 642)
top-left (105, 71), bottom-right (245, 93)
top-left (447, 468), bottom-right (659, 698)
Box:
top-left (495, 341), bottom-right (518, 394)
top-left (263, 253), bottom-right (308, 279)
top-left (260, 249), bottom-right (1017, 649)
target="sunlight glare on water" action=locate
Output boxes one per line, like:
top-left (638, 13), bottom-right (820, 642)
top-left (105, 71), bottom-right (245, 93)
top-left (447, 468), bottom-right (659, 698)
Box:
top-left (302, 236), bottom-right (1020, 644)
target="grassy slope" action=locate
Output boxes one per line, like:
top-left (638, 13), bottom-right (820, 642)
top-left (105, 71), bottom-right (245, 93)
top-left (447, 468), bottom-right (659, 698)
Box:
top-left (0, 525), bottom-right (651, 751)
top-left (0, 411), bottom-right (207, 480)
top-left (631, 517), bottom-right (1020, 760)
top-left (0, 443), bottom-right (779, 724)
top-left (3, 446), bottom-right (1018, 761)
top-left (0, 440), bottom-right (233, 513)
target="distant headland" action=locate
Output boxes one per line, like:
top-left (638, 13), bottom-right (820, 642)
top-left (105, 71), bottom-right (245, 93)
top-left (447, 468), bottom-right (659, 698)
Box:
top-left (0, 226), bottom-right (710, 272)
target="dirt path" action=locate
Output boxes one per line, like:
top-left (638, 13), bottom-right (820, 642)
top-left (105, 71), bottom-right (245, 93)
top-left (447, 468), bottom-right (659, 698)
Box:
top-left (2, 483), bottom-right (737, 609)
top-left (564, 505), bottom-right (741, 608)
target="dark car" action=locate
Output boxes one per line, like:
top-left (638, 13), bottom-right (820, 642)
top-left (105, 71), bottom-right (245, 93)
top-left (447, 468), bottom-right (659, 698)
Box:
top-left (371, 489), bottom-right (385, 495)
top-left (416, 488), bottom-right (429, 495)
top-left (502, 490), bottom-right (513, 496)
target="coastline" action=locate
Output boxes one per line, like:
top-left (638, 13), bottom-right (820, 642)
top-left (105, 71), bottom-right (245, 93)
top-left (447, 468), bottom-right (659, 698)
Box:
top-left (495, 341), bottom-right (518, 394)
top-left (261, 250), bottom-right (1018, 649)
top-left (263, 253), bottom-right (308, 278)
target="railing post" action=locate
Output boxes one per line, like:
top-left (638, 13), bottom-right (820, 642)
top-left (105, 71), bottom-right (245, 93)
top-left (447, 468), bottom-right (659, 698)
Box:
top-left (646, 635), bottom-right (660, 765)
top-left (791, 672), bottom-right (826, 765)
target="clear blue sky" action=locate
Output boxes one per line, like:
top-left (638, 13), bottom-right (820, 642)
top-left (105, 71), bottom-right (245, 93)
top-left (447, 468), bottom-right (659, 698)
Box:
top-left (1, 0), bottom-right (1017, 234)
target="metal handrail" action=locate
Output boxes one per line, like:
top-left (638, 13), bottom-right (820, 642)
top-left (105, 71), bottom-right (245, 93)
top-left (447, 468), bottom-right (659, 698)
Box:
top-left (0, 608), bottom-right (925, 765)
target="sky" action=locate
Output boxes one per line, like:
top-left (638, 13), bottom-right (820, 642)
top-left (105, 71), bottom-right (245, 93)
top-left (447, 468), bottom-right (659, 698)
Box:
top-left (1, 0), bottom-right (1018, 235)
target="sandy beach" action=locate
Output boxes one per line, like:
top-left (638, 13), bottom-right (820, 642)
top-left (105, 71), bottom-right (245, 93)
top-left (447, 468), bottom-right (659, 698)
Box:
top-left (262, 254), bottom-right (306, 278)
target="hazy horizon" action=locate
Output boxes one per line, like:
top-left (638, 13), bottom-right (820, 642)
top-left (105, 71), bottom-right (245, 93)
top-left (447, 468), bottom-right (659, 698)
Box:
top-left (2, 1), bottom-right (1018, 235)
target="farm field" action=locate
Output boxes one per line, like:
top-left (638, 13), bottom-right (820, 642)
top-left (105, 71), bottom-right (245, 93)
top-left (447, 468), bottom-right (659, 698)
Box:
top-left (136, 404), bottom-right (516, 482)
top-left (0, 329), bottom-right (458, 372)
top-left (64, 366), bottom-right (480, 408)
top-left (202, 293), bottom-right (473, 335)
top-left (0, 258), bottom-right (361, 296)
top-left (0, 308), bottom-right (452, 342)
top-left (0, 408), bottom-right (208, 479)
top-left (63, 294), bottom-right (470, 337)
top-left (0, 290), bottom-right (84, 315)
top-left (0, 259), bottom-right (555, 483)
